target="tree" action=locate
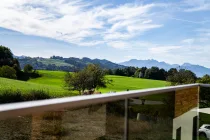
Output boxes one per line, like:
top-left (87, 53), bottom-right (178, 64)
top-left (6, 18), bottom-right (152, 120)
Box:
top-left (0, 45), bottom-right (13, 59)
top-left (149, 67), bottom-right (160, 80)
top-left (134, 69), bottom-right (141, 78)
top-left (24, 64), bottom-right (33, 73)
top-left (0, 45), bottom-right (22, 79)
top-left (167, 69), bottom-right (197, 85)
top-left (159, 68), bottom-right (167, 80)
top-left (168, 68), bottom-right (178, 77)
top-left (144, 67), bottom-right (166, 80)
top-left (198, 74), bottom-right (210, 84)
top-left (106, 69), bottom-right (113, 75)
top-left (112, 67), bottom-right (137, 77)
top-left (140, 67), bottom-right (147, 78)
top-left (124, 67), bottom-right (137, 77)
top-left (0, 45), bottom-right (14, 67)
top-left (144, 69), bottom-right (150, 79)
top-left (64, 64), bottom-right (112, 94)
top-left (12, 58), bottom-right (21, 71)
top-left (64, 71), bottom-right (91, 94)
top-left (0, 65), bottom-right (17, 79)
top-left (85, 64), bottom-right (108, 90)
top-left (114, 68), bottom-right (125, 76)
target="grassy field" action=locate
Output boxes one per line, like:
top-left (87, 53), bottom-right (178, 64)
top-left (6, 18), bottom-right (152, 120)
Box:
top-left (29, 70), bottom-right (66, 86)
top-left (0, 70), bottom-right (168, 97)
top-left (100, 75), bottom-right (168, 93)
top-left (0, 77), bottom-right (73, 97)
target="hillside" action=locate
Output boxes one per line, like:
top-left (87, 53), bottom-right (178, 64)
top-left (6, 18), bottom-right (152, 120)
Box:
top-left (0, 76), bottom-right (73, 97)
top-left (16, 54), bottom-right (210, 77)
top-left (0, 70), bottom-right (168, 96)
top-left (120, 59), bottom-right (210, 77)
top-left (17, 56), bottom-right (125, 72)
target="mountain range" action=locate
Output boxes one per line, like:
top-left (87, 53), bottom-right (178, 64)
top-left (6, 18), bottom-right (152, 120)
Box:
top-left (120, 59), bottom-right (210, 77)
top-left (15, 56), bottom-right (210, 77)
top-left (16, 56), bottom-right (125, 72)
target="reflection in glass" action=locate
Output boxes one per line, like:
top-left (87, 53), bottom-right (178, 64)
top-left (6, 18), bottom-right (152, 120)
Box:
top-left (0, 86), bottom-right (203, 140)
top-left (0, 100), bottom-right (125, 140)
top-left (128, 92), bottom-right (175, 140)
top-left (128, 87), bottom-right (199, 140)
top-left (199, 86), bottom-right (210, 140)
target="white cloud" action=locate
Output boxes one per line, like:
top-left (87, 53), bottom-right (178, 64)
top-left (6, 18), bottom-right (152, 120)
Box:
top-left (76, 41), bottom-right (105, 46)
top-left (169, 17), bottom-right (208, 24)
top-left (182, 38), bottom-right (195, 44)
top-left (197, 29), bottom-right (210, 38)
top-left (182, 29), bottom-right (210, 45)
top-left (103, 4), bottom-right (163, 42)
top-left (107, 41), bottom-right (130, 49)
top-left (183, 0), bottom-right (210, 12)
top-left (104, 32), bottom-right (133, 40)
top-left (149, 46), bottom-right (182, 54)
top-left (182, 37), bottom-right (209, 44)
top-left (0, 0), bottom-right (163, 48)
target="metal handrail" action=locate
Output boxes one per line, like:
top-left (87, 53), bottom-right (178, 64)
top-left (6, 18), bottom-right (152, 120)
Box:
top-left (0, 83), bottom-right (207, 120)
top-left (200, 84), bottom-right (210, 88)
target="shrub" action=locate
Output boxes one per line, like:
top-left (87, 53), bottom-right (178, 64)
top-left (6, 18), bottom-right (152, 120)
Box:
top-left (16, 70), bottom-right (41, 81)
top-left (0, 90), bottom-right (51, 104)
top-left (30, 70), bottom-right (41, 78)
top-left (24, 64), bottom-right (33, 73)
top-left (24, 90), bottom-right (51, 101)
top-left (0, 90), bottom-right (23, 104)
top-left (0, 65), bottom-right (17, 79)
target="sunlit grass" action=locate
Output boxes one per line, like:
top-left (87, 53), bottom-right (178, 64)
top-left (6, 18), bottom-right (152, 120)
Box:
top-left (100, 75), bottom-right (168, 93)
top-left (0, 70), bottom-right (168, 97)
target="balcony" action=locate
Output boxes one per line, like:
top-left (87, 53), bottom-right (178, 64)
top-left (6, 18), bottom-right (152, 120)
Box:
top-left (0, 84), bottom-right (210, 140)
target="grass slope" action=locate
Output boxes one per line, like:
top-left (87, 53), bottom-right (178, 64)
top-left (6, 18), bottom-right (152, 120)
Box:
top-left (0, 70), bottom-right (168, 97)
top-left (0, 71), bottom-right (73, 97)
top-left (29, 70), bottom-right (66, 86)
top-left (100, 75), bottom-right (168, 93)
top-left (30, 71), bottom-right (168, 93)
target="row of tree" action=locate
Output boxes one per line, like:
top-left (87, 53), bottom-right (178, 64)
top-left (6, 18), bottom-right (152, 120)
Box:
top-left (107, 67), bottom-right (168, 80)
top-left (65, 64), bottom-right (209, 95)
top-left (197, 74), bottom-right (210, 84)
top-left (107, 66), bottom-right (198, 85)
top-left (167, 68), bottom-right (197, 85)
top-left (64, 64), bottom-right (203, 95)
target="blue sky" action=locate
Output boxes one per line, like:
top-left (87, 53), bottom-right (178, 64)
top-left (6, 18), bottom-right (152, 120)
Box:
top-left (0, 0), bottom-right (210, 67)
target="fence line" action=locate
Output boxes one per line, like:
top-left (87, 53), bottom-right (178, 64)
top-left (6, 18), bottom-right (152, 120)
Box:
top-left (0, 83), bottom-right (208, 120)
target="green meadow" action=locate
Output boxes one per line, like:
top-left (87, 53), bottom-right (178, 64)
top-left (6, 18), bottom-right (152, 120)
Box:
top-left (100, 75), bottom-right (168, 93)
top-left (0, 70), bottom-right (168, 97)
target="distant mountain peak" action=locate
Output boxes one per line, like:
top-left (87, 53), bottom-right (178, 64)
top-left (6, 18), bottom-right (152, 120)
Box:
top-left (120, 59), bottom-right (210, 77)
top-left (14, 55), bottom-right (28, 59)
top-left (182, 63), bottom-right (192, 66)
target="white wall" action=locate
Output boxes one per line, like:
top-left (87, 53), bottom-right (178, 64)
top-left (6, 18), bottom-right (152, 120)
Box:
top-left (172, 107), bottom-right (198, 140)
